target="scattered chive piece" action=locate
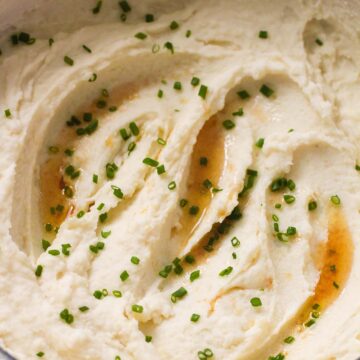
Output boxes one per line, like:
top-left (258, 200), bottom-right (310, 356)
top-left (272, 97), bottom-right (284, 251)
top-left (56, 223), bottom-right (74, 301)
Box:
top-left (171, 287), bottom-right (187, 303)
top-left (135, 32), bottom-right (147, 40)
top-left (191, 77), bottom-right (200, 86)
top-left (259, 30), bottom-right (268, 39)
top-left (315, 38), bottom-right (323, 46)
top-left (170, 21), bottom-right (179, 30)
top-left (131, 256), bottom-right (140, 265)
top-left (185, 254), bottom-right (195, 264)
top-left (157, 164), bottom-right (166, 175)
top-left (106, 162), bottom-right (118, 179)
top-left (287, 179), bottom-right (296, 191)
top-left (119, 128), bottom-right (130, 140)
top-left (119, 0), bottom-right (131, 12)
top-left (111, 185), bottom-right (124, 199)
top-left (77, 210), bottom-right (85, 218)
top-left (79, 306), bottom-right (89, 312)
top-left (250, 297), bottom-right (262, 307)
top-left (284, 336), bottom-right (295, 344)
top-left (99, 212), bottom-right (108, 223)
top-left (270, 177), bottom-right (288, 192)
top-left (145, 335), bottom-right (152, 343)
top-left (93, 290), bottom-right (103, 299)
top-left (4, 109), bottom-right (11, 118)
top-left (89, 73), bottom-right (97, 82)
top-left (157, 89), bottom-right (164, 98)
top-left (237, 90), bottom-right (250, 99)
top-left (97, 203), bottom-right (105, 211)
top-left (61, 243), bottom-right (71, 256)
top-left (42, 239), bottom-right (51, 251)
top-left (179, 199), bottom-right (188, 207)
top-left (256, 138), bottom-right (264, 148)
top-left (173, 81), bottom-right (182, 91)
top-left (186, 30), bottom-right (192, 38)
top-left (129, 121), bottom-right (139, 136)
top-left (113, 290), bottom-right (122, 297)
top-left (308, 200), bottom-right (317, 211)
top-left (59, 308), bottom-right (74, 324)
top-left (93, 174), bottom-right (98, 184)
top-left (219, 266), bottom-right (233, 276)
top-left (128, 141), bottom-right (136, 154)
top-left (190, 270), bottom-right (200, 282)
top-left (232, 108), bottom-right (244, 116)
top-left (260, 84), bottom-right (274, 97)
top-left (35, 265), bottom-right (43, 277)
top-left (48, 249), bottom-right (60, 256)
top-left (36, 352), bottom-right (44, 357)
top-left (284, 194), bottom-right (295, 204)
top-left (168, 181), bottom-right (176, 190)
top-left (132, 304), bottom-right (143, 313)
top-left (231, 237), bottom-right (240, 247)
top-left (222, 119), bottom-right (235, 130)
top-left (49, 38), bottom-right (54, 46)
top-left (305, 319), bottom-right (315, 327)
top-left (101, 230), bottom-right (111, 238)
top-left (92, 0), bottom-right (102, 14)
top-left (120, 270), bottom-right (129, 282)
top-left (191, 313), bottom-right (200, 322)
top-left (145, 14), bottom-right (154, 22)
top-left (330, 195), bottom-right (341, 205)
top-left (199, 157), bottom-right (208, 166)
top-left (189, 205), bottom-right (199, 215)
top-left (64, 56), bottom-right (74, 66)
top-left (198, 85), bottom-right (208, 99)
top-left (164, 41), bottom-right (174, 54)
top-left (275, 203), bottom-right (282, 209)
top-left (157, 137), bottom-right (166, 145)
top-left (333, 281), bottom-right (339, 289)
top-left (143, 157), bottom-right (159, 167)
top-left (82, 44), bottom-right (92, 53)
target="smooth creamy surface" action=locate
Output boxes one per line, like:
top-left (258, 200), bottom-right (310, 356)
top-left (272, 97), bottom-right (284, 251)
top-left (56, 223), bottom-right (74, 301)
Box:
top-left (1, 0), bottom-right (360, 359)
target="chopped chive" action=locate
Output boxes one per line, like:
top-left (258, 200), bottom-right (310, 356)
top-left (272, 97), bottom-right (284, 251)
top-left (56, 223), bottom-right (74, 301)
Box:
top-left (179, 199), bottom-right (188, 207)
top-left (199, 157), bottom-right (208, 166)
top-left (191, 313), bottom-right (200, 322)
top-left (237, 90), bottom-right (250, 99)
top-left (284, 194), bottom-right (295, 204)
top-left (330, 195), bottom-right (341, 205)
top-left (61, 243), bottom-right (71, 256)
top-left (97, 203), bottom-right (105, 211)
top-left (333, 281), bottom-right (339, 289)
top-left (315, 38), bottom-right (323, 46)
top-left (36, 352), bottom-right (44, 357)
top-left (119, 0), bottom-right (131, 12)
top-left (99, 212), bottom-right (108, 223)
top-left (77, 210), bottom-right (85, 218)
top-left (106, 162), bottom-right (118, 179)
top-left (119, 128), bottom-right (130, 140)
top-left (113, 290), bottom-right (122, 297)
top-left (120, 270), bottom-right (129, 282)
top-left (250, 297), bottom-right (262, 307)
top-left (64, 56), bottom-right (74, 66)
top-left (42, 239), bottom-right (51, 251)
top-left (131, 256), bottom-right (140, 265)
top-left (189, 205), bottom-right (199, 215)
top-left (92, 174), bottom-right (98, 184)
top-left (88, 73), bottom-right (97, 82)
top-left (191, 77), bottom-right (200, 86)
top-left (157, 164), bottom-right (166, 175)
top-left (198, 85), bottom-right (208, 99)
top-left (145, 335), bottom-right (152, 343)
top-left (35, 265), bottom-right (43, 277)
top-left (93, 290), bottom-right (103, 299)
top-left (186, 30), bottom-right (192, 38)
top-left (260, 84), bottom-right (274, 97)
top-left (185, 254), bottom-right (195, 264)
top-left (132, 304), bottom-right (143, 313)
top-left (82, 44), bottom-right (92, 53)
top-left (287, 179), bottom-right (296, 191)
top-left (190, 270), bottom-right (200, 282)
top-left (92, 0), bottom-right (102, 14)
top-left (49, 38), bottom-right (54, 46)
top-left (157, 137), bottom-right (166, 145)
top-left (48, 249), bottom-right (60, 256)
top-left (143, 157), bottom-right (159, 167)
top-left (135, 32), bottom-right (147, 40)
top-left (101, 230), bottom-right (111, 238)
top-left (170, 21), bottom-right (179, 30)
top-left (222, 119), bottom-right (235, 130)
top-left (173, 81), bottom-right (182, 90)
top-left (284, 336), bottom-right (295, 344)
top-left (259, 30), bottom-right (268, 39)
top-left (129, 121), bottom-right (139, 136)
top-left (168, 181), bottom-right (176, 190)
top-left (305, 319), bottom-right (315, 327)
top-left (4, 109), bottom-right (11, 118)
top-left (231, 237), bottom-right (240, 247)
top-left (308, 200), bottom-right (317, 211)
top-left (171, 287), bottom-right (187, 303)
top-left (111, 185), bottom-right (124, 199)
top-left (145, 14), bottom-right (154, 22)
top-left (79, 306), bottom-right (89, 312)
top-left (219, 266), bottom-right (233, 276)
top-left (270, 177), bottom-right (287, 192)
top-left (164, 41), bottom-right (174, 54)
top-left (256, 138), bottom-right (264, 148)
top-left (157, 89), bottom-right (164, 98)
top-left (59, 308), bottom-right (74, 324)
top-left (232, 108), bottom-right (244, 116)
top-left (128, 141), bottom-right (136, 154)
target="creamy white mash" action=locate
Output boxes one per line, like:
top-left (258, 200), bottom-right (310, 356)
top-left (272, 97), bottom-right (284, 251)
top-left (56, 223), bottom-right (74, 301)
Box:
top-left (1, 0), bottom-right (360, 359)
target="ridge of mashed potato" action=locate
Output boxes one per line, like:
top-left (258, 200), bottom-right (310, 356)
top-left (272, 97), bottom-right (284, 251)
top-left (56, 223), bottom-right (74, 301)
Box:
top-left (1, 0), bottom-right (360, 359)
